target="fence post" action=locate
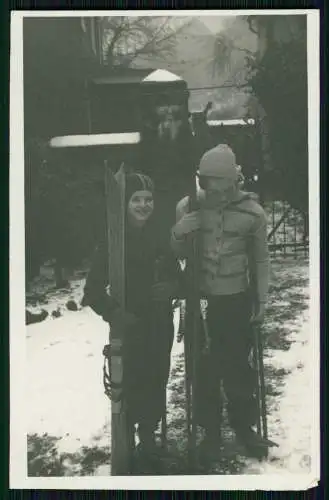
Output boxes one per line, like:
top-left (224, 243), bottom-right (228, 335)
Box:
top-left (271, 202), bottom-right (276, 258)
top-left (294, 210), bottom-right (297, 259)
top-left (303, 212), bottom-right (308, 258)
top-left (283, 201), bottom-right (287, 257)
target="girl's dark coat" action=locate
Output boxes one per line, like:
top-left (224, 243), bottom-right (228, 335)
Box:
top-left (83, 217), bottom-right (180, 428)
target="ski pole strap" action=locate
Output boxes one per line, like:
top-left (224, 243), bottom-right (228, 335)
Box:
top-left (102, 343), bottom-right (123, 403)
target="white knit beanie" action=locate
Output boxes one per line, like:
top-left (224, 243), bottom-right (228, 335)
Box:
top-left (199, 144), bottom-right (238, 182)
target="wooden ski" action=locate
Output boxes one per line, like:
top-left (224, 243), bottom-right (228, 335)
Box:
top-left (104, 161), bottom-right (131, 475)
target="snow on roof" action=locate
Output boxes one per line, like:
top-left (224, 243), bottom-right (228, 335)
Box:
top-left (49, 133), bottom-right (141, 148)
top-left (142, 69), bottom-right (183, 83)
top-left (207, 118), bottom-right (255, 127)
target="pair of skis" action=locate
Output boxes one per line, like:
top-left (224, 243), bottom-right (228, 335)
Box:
top-left (104, 162), bottom-right (131, 475)
top-left (105, 163), bottom-right (168, 475)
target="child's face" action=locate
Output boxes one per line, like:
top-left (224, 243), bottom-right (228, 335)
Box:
top-left (127, 190), bottom-right (154, 226)
top-left (202, 176), bottom-right (236, 207)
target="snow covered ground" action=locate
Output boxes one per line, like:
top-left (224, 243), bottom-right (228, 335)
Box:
top-left (26, 258), bottom-right (316, 477)
top-left (242, 305), bottom-right (312, 475)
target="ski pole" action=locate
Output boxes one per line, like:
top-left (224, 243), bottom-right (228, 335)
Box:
top-left (183, 311), bottom-right (193, 450)
top-left (154, 258), bottom-right (168, 450)
top-left (161, 388), bottom-right (167, 450)
top-left (252, 323), bottom-right (279, 451)
top-left (253, 324), bottom-right (262, 437)
top-left (200, 300), bottom-right (210, 355)
top-left (255, 325), bottom-right (268, 440)
top-left (188, 187), bottom-right (200, 471)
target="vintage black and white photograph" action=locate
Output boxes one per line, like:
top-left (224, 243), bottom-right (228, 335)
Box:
top-left (10, 10), bottom-right (320, 489)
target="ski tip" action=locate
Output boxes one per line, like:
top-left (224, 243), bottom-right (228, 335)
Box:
top-left (268, 439), bottom-right (280, 448)
top-left (114, 162), bottom-right (126, 182)
top-left (257, 437), bottom-right (280, 449)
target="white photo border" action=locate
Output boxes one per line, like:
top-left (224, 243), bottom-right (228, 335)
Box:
top-left (9, 9), bottom-right (320, 490)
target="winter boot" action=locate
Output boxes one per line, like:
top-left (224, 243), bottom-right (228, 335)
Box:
top-left (125, 425), bottom-right (137, 474)
top-left (135, 425), bottom-right (163, 474)
top-left (234, 426), bottom-right (276, 459)
top-left (197, 425), bottom-right (223, 462)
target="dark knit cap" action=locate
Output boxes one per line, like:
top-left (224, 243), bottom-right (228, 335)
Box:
top-left (125, 173), bottom-right (155, 203)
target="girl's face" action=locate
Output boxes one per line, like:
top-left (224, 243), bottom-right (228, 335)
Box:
top-left (127, 190), bottom-right (154, 226)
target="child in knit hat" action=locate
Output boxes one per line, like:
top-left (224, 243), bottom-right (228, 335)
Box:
top-left (171, 144), bottom-right (270, 458)
top-left (83, 171), bottom-right (181, 472)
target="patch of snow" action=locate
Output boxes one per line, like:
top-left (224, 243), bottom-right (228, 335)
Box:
top-left (270, 301), bottom-right (293, 308)
top-left (243, 296), bottom-right (313, 474)
top-left (27, 300), bottom-right (182, 462)
top-left (49, 133), bottom-right (141, 148)
top-left (27, 307), bottom-right (111, 454)
top-left (207, 119), bottom-right (255, 127)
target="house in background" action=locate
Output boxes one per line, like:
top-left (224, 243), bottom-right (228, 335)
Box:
top-left (83, 15), bottom-right (257, 118)
top-left (24, 15), bottom-right (259, 143)
top-left (130, 16), bottom-right (257, 117)
top-left (23, 17), bottom-right (106, 143)
top-left (130, 18), bottom-right (218, 111)
top-left (24, 16), bottom-right (104, 281)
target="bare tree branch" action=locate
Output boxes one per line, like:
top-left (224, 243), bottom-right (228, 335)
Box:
top-left (212, 28), bottom-right (257, 83)
top-left (102, 16), bottom-right (191, 67)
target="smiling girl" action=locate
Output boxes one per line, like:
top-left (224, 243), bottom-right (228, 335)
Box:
top-left (83, 172), bottom-right (180, 471)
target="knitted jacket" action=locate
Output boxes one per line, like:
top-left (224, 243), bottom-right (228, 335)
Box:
top-left (171, 190), bottom-right (269, 303)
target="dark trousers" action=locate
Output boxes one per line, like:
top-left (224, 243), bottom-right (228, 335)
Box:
top-left (123, 310), bottom-right (174, 432)
top-left (195, 291), bottom-right (257, 433)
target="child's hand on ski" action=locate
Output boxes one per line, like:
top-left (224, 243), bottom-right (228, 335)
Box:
top-left (172, 211), bottom-right (200, 239)
top-left (152, 281), bottom-right (177, 302)
top-left (250, 302), bottom-right (266, 325)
